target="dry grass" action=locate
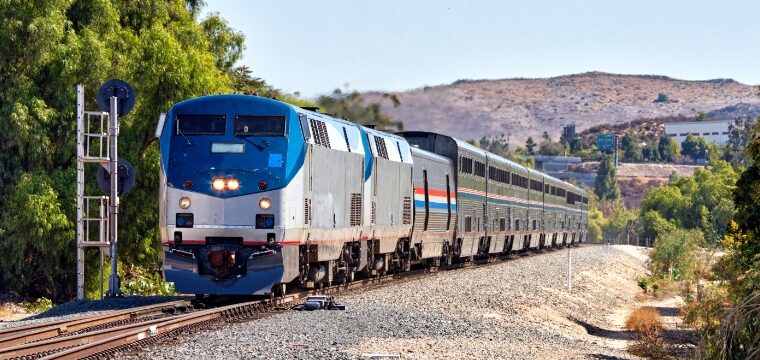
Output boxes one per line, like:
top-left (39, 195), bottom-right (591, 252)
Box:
top-left (626, 306), bottom-right (664, 341)
top-left (626, 306), bottom-right (671, 359)
top-left (635, 292), bottom-right (653, 302)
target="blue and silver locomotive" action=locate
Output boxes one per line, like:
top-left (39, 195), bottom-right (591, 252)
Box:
top-left (158, 95), bottom-right (588, 296)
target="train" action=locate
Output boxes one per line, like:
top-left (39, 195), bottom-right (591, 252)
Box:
top-left (157, 94), bottom-right (588, 296)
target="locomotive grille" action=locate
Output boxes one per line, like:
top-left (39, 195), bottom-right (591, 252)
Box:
top-left (350, 193), bottom-right (362, 226)
top-left (402, 197), bottom-right (411, 225)
top-left (304, 198), bottom-right (311, 225)
top-left (310, 118), bottom-right (331, 148)
top-left (374, 136), bottom-right (388, 159)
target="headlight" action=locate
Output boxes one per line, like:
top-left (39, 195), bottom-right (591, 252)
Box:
top-left (226, 178), bottom-right (240, 191)
top-left (259, 198), bottom-right (272, 210)
top-left (179, 197), bottom-right (191, 209)
top-left (212, 178), bottom-right (225, 191)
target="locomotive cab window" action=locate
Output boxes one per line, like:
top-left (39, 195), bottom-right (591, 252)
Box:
top-left (176, 114), bottom-right (226, 135)
top-left (234, 116), bottom-right (286, 137)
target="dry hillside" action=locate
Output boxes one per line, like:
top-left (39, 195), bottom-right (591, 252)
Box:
top-left (364, 72), bottom-right (760, 142)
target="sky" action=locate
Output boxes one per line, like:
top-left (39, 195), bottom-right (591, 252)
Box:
top-left (204, 0), bottom-right (760, 98)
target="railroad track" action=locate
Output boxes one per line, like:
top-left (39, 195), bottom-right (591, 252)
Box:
top-left (0, 244), bottom-right (582, 359)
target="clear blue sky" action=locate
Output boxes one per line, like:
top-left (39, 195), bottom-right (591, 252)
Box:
top-left (204, 0), bottom-right (760, 98)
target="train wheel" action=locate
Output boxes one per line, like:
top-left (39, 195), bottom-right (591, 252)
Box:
top-left (273, 283), bottom-right (287, 297)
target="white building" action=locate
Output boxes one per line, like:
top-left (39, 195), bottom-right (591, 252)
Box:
top-left (664, 119), bottom-right (732, 145)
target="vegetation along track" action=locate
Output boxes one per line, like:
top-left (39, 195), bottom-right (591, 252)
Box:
top-left (0, 244), bottom-right (581, 359)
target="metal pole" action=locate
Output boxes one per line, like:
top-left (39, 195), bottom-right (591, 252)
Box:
top-left (567, 246), bottom-right (572, 292)
top-left (76, 85), bottom-right (85, 300)
top-left (99, 201), bottom-right (105, 300)
top-left (107, 96), bottom-right (120, 296)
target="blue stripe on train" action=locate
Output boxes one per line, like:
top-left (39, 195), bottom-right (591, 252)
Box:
top-left (414, 200), bottom-right (456, 210)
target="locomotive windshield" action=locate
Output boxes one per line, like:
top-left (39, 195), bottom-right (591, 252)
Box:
top-left (176, 114), bottom-right (226, 135)
top-left (234, 115), bottom-right (286, 137)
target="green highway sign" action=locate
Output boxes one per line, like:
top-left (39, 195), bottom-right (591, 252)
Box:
top-left (597, 133), bottom-right (616, 152)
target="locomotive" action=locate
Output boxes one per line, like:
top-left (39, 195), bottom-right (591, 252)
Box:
top-left (157, 95), bottom-right (588, 296)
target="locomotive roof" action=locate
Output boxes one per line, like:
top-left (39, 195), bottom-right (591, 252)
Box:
top-left (410, 146), bottom-right (452, 164)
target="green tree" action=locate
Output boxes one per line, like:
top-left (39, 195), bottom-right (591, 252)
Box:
top-left (655, 92), bottom-right (669, 103)
top-left (681, 134), bottom-right (708, 160)
top-left (641, 184), bottom-right (689, 225)
top-left (650, 227), bottom-right (703, 280)
top-left (594, 155), bottom-right (620, 200)
top-left (201, 13), bottom-right (244, 72)
top-left (640, 210), bottom-right (674, 243)
top-left (620, 132), bottom-right (642, 162)
top-left (657, 133), bottom-right (679, 162)
top-left (732, 121), bottom-right (760, 275)
top-left (642, 142), bottom-right (660, 162)
top-left (724, 116), bottom-right (756, 165)
top-left (0, 0), bottom-right (235, 300)
top-left (525, 136), bottom-right (536, 155)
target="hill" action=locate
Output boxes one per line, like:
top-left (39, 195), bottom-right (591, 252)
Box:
top-left (363, 72), bottom-right (760, 142)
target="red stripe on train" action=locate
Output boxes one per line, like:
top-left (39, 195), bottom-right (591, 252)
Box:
top-left (414, 187), bottom-right (456, 198)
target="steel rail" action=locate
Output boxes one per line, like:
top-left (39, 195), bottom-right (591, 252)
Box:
top-left (0, 300), bottom-right (190, 349)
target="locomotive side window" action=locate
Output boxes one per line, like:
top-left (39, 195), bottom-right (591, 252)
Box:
top-left (298, 114), bottom-right (312, 141)
top-left (234, 115), bottom-right (286, 136)
top-left (176, 114), bottom-right (226, 135)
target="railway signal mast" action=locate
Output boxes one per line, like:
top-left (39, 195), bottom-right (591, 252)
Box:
top-left (75, 80), bottom-right (136, 299)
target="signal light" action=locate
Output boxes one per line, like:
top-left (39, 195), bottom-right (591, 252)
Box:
top-left (258, 181), bottom-right (268, 190)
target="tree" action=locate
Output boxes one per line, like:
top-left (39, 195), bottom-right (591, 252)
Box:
top-left (621, 132), bottom-right (641, 162)
top-left (640, 210), bottom-right (674, 243)
top-left (732, 121), bottom-right (760, 273)
top-left (0, 0), bottom-right (235, 300)
top-left (594, 155), bottom-right (620, 200)
top-left (724, 116), bottom-right (756, 165)
top-left (650, 227), bottom-right (703, 280)
top-left (525, 137), bottom-right (536, 155)
top-left (681, 134), bottom-right (708, 161)
top-left (642, 143), bottom-right (660, 162)
top-left (201, 13), bottom-right (244, 72)
top-left (657, 133), bottom-right (679, 162)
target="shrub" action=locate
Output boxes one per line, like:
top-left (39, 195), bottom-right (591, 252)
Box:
top-left (626, 306), bottom-right (670, 359)
top-left (22, 297), bottom-right (53, 313)
top-left (626, 307), bottom-right (664, 340)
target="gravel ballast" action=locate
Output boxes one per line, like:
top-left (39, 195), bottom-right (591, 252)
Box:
top-left (122, 245), bottom-right (648, 359)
